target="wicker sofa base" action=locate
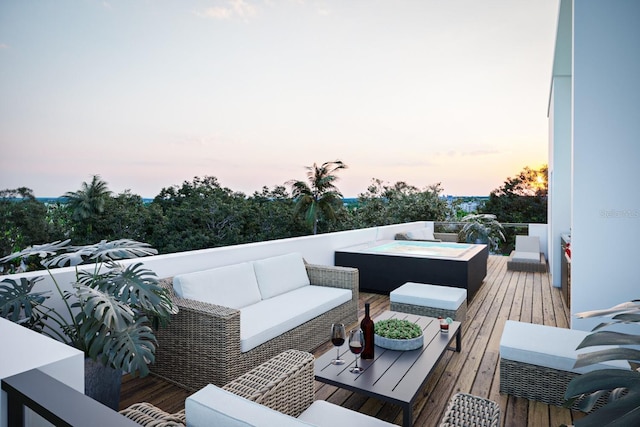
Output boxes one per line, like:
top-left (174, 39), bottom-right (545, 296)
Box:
top-left (499, 358), bottom-right (612, 412)
top-left (500, 358), bottom-right (577, 407)
top-left (390, 300), bottom-right (467, 322)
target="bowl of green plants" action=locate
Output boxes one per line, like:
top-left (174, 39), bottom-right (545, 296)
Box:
top-left (374, 319), bottom-right (424, 351)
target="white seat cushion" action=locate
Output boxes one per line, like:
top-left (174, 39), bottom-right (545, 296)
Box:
top-left (405, 228), bottom-right (436, 241)
top-left (253, 252), bottom-right (310, 299)
top-left (511, 251), bottom-right (541, 262)
top-left (499, 320), bottom-right (628, 374)
top-left (240, 286), bottom-right (352, 352)
top-left (390, 282), bottom-right (466, 310)
top-left (298, 400), bottom-right (396, 427)
top-left (186, 385), bottom-right (395, 427)
top-left (173, 262), bottom-right (262, 309)
top-left (186, 384), bottom-right (311, 427)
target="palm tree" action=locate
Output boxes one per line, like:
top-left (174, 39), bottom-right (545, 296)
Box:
top-left (287, 160), bottom-right (348, 234)
top-left (63, 175), bottom-right (112, 239)
top-left (63, 175), bottom-right (111, 221)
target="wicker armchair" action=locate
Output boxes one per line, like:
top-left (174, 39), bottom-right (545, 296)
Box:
top-left (123, 350), bottom-right (395, 427)
top-left (121, 349), bottom-right (314, 426)
top-left (150, 263), bottom-right (359, 391)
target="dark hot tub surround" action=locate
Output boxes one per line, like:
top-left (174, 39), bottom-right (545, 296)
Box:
top-left (334, 240), bottom-right (488, 300)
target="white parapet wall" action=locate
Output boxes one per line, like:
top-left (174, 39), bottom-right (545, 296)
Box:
top-left (2, 222), bottom-right (433, 325)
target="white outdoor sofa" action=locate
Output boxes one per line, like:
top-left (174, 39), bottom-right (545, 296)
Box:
top-left (150, 252), bottom-right (359, 391)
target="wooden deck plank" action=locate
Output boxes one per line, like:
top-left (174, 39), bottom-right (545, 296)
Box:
top-left (119, 255), bottom-right (584, 426)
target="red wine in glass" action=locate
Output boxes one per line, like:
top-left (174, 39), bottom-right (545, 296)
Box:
top-left (330, 323), bottom-right (346, 365)
top-left (349, 328), bottom-right (365, 373)
top-left (349, 343), bottom-right (363, 353)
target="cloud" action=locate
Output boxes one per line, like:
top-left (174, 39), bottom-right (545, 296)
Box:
top-left (0, 43), bottom-right (9, 50)
top-left (439, 149), bottom-right (499, 158)
top-left (195, 0), bottom-right (257, 21)
top-left (197, 6), bottom-right (233, 20)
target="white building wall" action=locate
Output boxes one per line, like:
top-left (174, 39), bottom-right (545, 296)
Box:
top-left (571, 0), bottom-right (640, 330)
top-left (548, 76), bottom-right (572, 287)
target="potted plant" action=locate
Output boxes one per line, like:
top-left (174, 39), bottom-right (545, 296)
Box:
top-left (0, 239), bottom-right (177, 409)
top-left (563, 300), bottom-right (640, 426)
top-left (458, 213), bottom-right (505, 253)
top-left (374, 318), bottom-right (424, 351)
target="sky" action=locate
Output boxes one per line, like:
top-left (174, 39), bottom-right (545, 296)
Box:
top-left (0, 0), bottom-right (559, 199)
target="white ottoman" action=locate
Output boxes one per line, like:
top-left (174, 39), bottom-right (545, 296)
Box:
top-left (390, 282), bottom-right (467, 321)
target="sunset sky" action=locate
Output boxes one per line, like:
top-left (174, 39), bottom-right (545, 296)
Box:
top-left (0, 0), bottom-right (558, 198)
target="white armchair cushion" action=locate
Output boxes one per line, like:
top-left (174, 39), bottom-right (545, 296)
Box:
top-left (186, 384), bottom-right (312, 427)
top-left (173, 262), bottom-right (262, 309)
top-left (500, 320), bottom-right (628, 374)
top-left (405, 228), bottom-right (436, 241)
top-left (253, 252), bottom-right (310, 299)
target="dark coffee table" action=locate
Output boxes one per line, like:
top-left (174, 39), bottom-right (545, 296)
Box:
top-left (315, 311), bottom-right (461, 427)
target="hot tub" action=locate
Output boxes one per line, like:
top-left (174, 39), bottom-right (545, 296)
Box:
top-left (335, 240), bottom-right (488, 300)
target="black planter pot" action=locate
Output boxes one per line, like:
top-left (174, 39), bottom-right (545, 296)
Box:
top-left (84, 358), bottom-right (123, 410)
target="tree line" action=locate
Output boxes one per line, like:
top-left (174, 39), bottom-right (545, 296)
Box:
top-left (0, 163), bottom-right (547, 265)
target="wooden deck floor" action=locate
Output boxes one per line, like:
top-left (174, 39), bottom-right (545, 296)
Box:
top-left (120, 255), bottom-right (586, 426)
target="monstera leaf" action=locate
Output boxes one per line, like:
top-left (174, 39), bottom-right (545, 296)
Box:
top-left (0, 240), bottom-right (71, 265)
top-left (564, 300), bottom-right (640, 426)
top-left (0, 277), bottom-right (48, 323)
top-left (42, 239), bottom-right (158, 268)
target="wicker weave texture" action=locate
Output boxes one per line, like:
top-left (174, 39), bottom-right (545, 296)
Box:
top-left (506, 252), bottom-right (547, 272)
top-left (390, 300), bottom-right (467, 322)
top-left (119, 403), bottom-right (186, 427)
top-left (151, 263), bottom-right (358, 391)
top-left (223, 349), bottom-right (315, 417)
top-left (121, 350), bottom-right (315, 426)
top-left (500, 358), bottom-right (577, 407)
top-left (439, 393), bottom-right (500, 427)
top-left (499, 358), bottom-right (613, 411)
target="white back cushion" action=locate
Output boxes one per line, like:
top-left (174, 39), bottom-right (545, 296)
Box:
top-left (515, 235), bottom-right (540, 253)
top-left (173, 262), bottom-right (262, 309)
top-left (253, 252), bottom-right (310, 299)
top-left (405, 228), bottom-right (435, 241)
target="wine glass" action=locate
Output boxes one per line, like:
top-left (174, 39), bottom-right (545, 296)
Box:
top-left (330, 323), bottom-right (346, 365)
top-left (348, 328), bottom-right (365, 373)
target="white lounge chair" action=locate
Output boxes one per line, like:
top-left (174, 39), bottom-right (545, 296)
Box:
top-left (507, 236), bottom-right (546, 272)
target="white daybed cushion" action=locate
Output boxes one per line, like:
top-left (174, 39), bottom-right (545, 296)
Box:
top-left (186, 384), bottom-right (311, 427)
top-left (240, 286), bottom-right (352, 352)
top-left (298, 400), bottom-right (397, 427)
top-left (405, 228), bottom-right (436, 241)
top-left (500, 320), bottom-right (628, 374)
top-left (390, 282), bottom-right (466, 310)
top-left (173, 262), bottom-right (262, 309)
top-left (253, 252), bottom-right (310, 299)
